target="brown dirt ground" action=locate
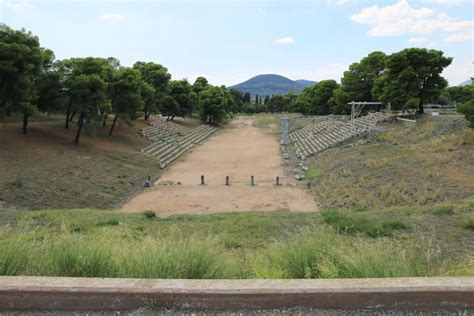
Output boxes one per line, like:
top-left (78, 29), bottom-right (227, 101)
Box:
top-left (122, 117), bottom-right (318, 216)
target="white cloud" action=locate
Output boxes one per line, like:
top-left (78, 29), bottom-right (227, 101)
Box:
top-left (101, 13), bottom-right (127, 22)
top-left (422, 0), bottom-right (465, 5)
top-left (444, 31), bottom-right (473, 42)
top-left (408, 36), bottom-right (429, 44)
top-left (327, 0), bottom-right (355, 5)
top-left (350, 0), bottom-right (473, 41)
top-left (273, 36), bottom-right (294, 45)
top-left (442, 61), bottom-right (474, 86)
top-left (0, 0), bottom-right (34, 11)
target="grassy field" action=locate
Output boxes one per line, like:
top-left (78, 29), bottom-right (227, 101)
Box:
top-left (1, 207), bottom-right (472, 279)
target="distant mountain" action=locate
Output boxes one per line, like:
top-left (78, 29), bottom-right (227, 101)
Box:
top-left (230, 74), bottom-right (316, 96)
top-left (458, 78), bottom-right (473, 86)
top-left (294, 79), bottom-right (317, 87)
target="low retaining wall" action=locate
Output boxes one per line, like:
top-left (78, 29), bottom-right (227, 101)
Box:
top-left (0, 276), bottom-right (473, 311)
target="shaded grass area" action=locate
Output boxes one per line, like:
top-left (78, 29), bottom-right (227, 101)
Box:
top-left (0, 117), bottom-right (162, 214)
top-left (0, 207), bottom-right (472, 279)
top-left (306, 116), bottom-right (474, 210)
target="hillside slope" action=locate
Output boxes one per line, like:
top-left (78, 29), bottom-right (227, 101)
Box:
top-left (304, 115), bottom-right (474, 210)
top-left (0, 115), bottom-right (162, 213)
top-left (230, 74), bottom-right (308, 96)
top-left (295, 79), bottom-right (317, 87)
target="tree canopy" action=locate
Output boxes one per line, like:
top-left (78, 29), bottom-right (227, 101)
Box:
top-left (333, 51), bottom-right (386, 114)
top-left (373, 48), bottom-right (452, 113)
top-left (198, 86), bottom-right (231, 124)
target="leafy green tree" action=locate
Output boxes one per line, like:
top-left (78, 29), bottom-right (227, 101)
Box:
top-left (36, 50), bottom-right (65, 115)
top-left (241, 102), bottom-right (255, 114)
top-left (267, 95), bottom-right (285, 113)
top-left (264, 95), bottom-right (270, 105)
top-left (333, 51), bottom-right (386, 114)
top-left (0, 24), bottom-right (44, 134)
top-left (70, 74), bottom-right (109, 145)
top-left (457, 100), bottom-right (474, 128)
top-left (165, 79), bottom-right (194, 120)
top-left (59, 57), bottom-right (115, 129)
top-left (296, 80), bottom-right (338, 115)
top-left (243, 92), bottom-right (251, 103)
top-left (192, 76), bottom-right (209, 94)
top-left (229, 88), bottom-right (244, 113)
top-left (133, 61), bottom-right (170, 120)
top-left (108, 67), bottom-right (144, 135)
top-left (445, 86), bottom-right (474, 104)
top-left (373, 48), bottom-right (452, 113)
top-left (198, 86), bottom-right (230, 124)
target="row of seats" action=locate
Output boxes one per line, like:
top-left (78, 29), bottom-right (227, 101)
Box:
top-left (140, 120), bottom-right (190, 143)
top-left (289, 112), bottom-right (388, 158)
top-left (140, 121), bottom-right (217, 168)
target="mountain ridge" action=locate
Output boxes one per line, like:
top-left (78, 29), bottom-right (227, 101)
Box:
top-left (230, 74), bottom-right (317, 96)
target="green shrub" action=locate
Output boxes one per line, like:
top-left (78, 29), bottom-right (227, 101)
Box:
top-left (434, 205), bottom-right (455, 216)
top-left (143, 210), bottom-right (156, 219)
top-left (96, 219), bottom-right (119, 227)
top-left (353, 206), bottom-right (370, 212)
top-left (321, 210), bottom-right (399, 237)
top-left (462, 219), bottom-right (474, 231)
top-left (457, 100), bottom-right (474, 128)
top-left (381, 220), bottom-right (408, 231)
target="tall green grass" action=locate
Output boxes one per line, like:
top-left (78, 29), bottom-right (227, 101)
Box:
top-left (253, 229), bottom-right (437, 279)
top-left (0, 226), bottom-right (454, 279)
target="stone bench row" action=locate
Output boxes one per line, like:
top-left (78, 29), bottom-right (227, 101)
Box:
top-left (141, 125), bottom-right (217, 168)
top-left (289, 112), bottom-right (389, 159)
top-left (141, 124), bottom-right (210, 155)
top-left (141, 122), bottom-right (190, 141)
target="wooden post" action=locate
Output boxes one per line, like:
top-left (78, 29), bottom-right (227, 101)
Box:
top-left (201, 175), bottom-right (205, 185)
top-left (276, 176), bottom-right (280, 186)
top-left (251, 175), bottom-right (255, 186)
top-left (225, 176), bottom-right (230, 186)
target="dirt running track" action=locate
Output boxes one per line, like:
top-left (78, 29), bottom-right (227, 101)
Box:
top-left (122, 118), bottom-right (318, 216)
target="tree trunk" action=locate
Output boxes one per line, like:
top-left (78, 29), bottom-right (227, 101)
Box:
top-left (144, 109), bottom-right (149, 120)
top-left (65, 100), bottom-right (72, 129)
top-left (418, 98), bottom-right (424, 114)
top-left (22, 110), bottom-right (29, 135)
top-left (102, 114), bottom-right (107, 127)
top-left (74, 112), bottom-right (85, 145)
top-left (109, 114), bottom-right (118, 136)
top-left (69, 111), bottom-right (76, 122)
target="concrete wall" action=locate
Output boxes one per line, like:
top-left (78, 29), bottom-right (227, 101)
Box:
top-left (0, 276), bottom-right (473, 311)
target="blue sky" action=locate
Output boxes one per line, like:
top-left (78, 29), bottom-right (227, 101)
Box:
top-left (1, 0), bottom-right (473, 86)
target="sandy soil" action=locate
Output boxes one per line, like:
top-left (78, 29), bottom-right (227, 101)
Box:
top-left (122, 117), bottom-right (318, 216)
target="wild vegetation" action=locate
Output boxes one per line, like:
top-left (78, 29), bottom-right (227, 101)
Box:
top-left (0, 207), bottom-right (472, 279)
